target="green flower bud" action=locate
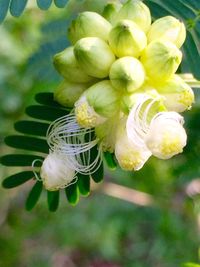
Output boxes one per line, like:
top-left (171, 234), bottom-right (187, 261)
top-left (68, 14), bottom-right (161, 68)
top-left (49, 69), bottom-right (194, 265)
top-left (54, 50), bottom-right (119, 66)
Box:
top-left (147, 16), bottom-right (186, 48)
top-left (53, 47), bottom-right (94, 83)
top-left (108, 19), bottom-right (147, 58)
top-left (114, 0), bottom-right (151, 33)
top-left (75, 80), bottom-right (120, 127)
top-left (54, 80), bottom-right (90, 108)
top-left (102, 2), bottom-right (122, 25)
top-left (141, 40), bottom-right (182, 83)
top-left (109, 56), bottom-right (145, 93)
top-left (154, 75), bottom-right (194, 112)
top-left (74, 37), bottom-right (115, 78)
top-left (68, 11), bottom-right (112, 44)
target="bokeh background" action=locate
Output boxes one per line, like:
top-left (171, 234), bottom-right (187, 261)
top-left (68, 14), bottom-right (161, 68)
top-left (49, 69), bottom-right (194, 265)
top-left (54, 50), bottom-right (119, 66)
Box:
top-left (0, 0), bottom-right (200, 266)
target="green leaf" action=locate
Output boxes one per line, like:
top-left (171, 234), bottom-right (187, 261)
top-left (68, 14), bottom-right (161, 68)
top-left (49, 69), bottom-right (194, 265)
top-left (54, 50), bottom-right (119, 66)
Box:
top-left (2, 171), bottom-right (34, 188)
top-left (0, 0), bottom-right (10, 23)
top-left (5, 135), bottom-right (49, 153)
top-left (91, 160), bottom-right (104, 183)
top-left (65, 182), bottom-right (79, 205)
top-left (182, 31), bottom-right (200, 79)
top-left (26, 105), bottom-right (69, 121)
top-left (25, 181), bottom-right (43, 211)
top-left (77, 173), bottom-right (90, 196)
top-left (14, 120), bottom-right (50, 137)
top-left (35, 92), bottom-right (62, 107)
top-left (54, 0), bottom-right (68, 8)
top-left (182, 263), bottom-right (200, 267)
top-left (47, 190), bottom-right (59, 212)
top-left (36, 0), bottom-right (52, 10)
top-left (103, 152), bottom-right (117, 170)
top-left (9, 0), bottom-right (28, 17)
top-left (0, 154), bottom-right (44, 167)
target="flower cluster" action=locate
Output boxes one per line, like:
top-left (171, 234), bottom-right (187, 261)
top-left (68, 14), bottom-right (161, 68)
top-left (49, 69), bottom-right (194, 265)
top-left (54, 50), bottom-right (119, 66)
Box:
top-left (40, 0), bottom-right (194, 191)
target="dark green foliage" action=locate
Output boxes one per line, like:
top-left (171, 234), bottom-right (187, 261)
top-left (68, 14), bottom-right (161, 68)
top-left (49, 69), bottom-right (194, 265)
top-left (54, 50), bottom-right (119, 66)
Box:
top-left (14, 120), bottom-right (50, 137)
top-left (0, 154), bottom-right (44, 167)
top-left (54, 0), bottom-right (68, 8)
top-left (36, 0), bottom-right (52, 10)
top-left (91, 161), bottom-right (104, 183)
top-left (2, 171), bottom-right (34, 188)
top-left (103, 152), bottom-right (117, 170)
top-left (25, 181), bottom-right (43, 211)
top-left (9, 0), bottom-right (28, 17)
top-left (4, 135), bottom-right (49, 153)
top-left (35, 92), bottom-right (62, 108)
top-left (26, 105), bottom-right (69, 122)
top-left (47, 190), bottom-right (60, 211)
top-left (77, 173), bottom-right (90, 196)
top-left (65, 182), bottom-right (79, 205)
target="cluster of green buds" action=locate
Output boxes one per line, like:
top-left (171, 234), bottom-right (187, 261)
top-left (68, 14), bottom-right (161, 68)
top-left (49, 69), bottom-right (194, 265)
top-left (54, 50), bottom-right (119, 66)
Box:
top-left (40, 0), bottom-right (194, 191)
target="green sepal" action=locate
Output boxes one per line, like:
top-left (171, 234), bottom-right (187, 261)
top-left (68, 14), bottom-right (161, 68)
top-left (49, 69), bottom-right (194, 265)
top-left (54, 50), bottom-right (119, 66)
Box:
top-left (14, 120), bottom-right (50, 137)
top-left (25, 181), bottom-right (43, 211)
top-left (77, 173), bottom-right (90, 196)
top-left (0, 154), bottom-right (44, 167)
top-left (47, 190), bottom-right (60, 212)
top-left (2, 171), bottom-right (34, 188)
top-left (65, 181), bottom-right (79, 205)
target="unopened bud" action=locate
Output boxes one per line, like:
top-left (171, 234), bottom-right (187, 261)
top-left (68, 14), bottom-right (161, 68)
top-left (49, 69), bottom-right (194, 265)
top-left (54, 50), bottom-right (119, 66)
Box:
top-left (108, 19), bottom-right (147, 58)
top-left (75, 80), bottom-right (119, 128)
top-left (40, 152), bottom-right (75, 191)
top-left (74, 37), bottom-right (115, 78)
top-left (141, 40), bottom-right (182, 82)
top-left (155, 75), bottom-right (194, 112)
top-left (53, 47), bottom-right (94, 83)
top-left (54, 80), bottom-right (89, 108)
top-left (102, 2), bottom-right (122, 25)
top-left (147, 16), bottom-right (186, 48)
top-left (109, 56), bottom-right (145, 93)
top-left (114, 0), bottom-right (151, 32)
top-left (68, 11), bottom-right (112, 44)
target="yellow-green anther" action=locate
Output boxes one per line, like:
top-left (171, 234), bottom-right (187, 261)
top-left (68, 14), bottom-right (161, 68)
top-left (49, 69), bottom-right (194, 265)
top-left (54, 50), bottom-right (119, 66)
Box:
top-left (147, 16), bottom-right (186, 48)
top-left (74, 37), bottom-right (115, 78)
top-left (154, 75), bottom-right (194, 112)
top-left (114, 0), bottom-right (151, 33)
top-left (102, 2), bottom-right (122, 25)
top-left (54, 80), bottom-right (90, 108)
top-left (109, 56), bottom-right (145, 93)
top-left (75, 80), bottom-right (120, 128)
top-left (141, 40), bottom-right (182, 83)
top-left (108, 19), bottom-right (147, 58)
top-left (68, 11), bottom-right (112, 44)
top-left (53, 47), bottom-right (94, 83)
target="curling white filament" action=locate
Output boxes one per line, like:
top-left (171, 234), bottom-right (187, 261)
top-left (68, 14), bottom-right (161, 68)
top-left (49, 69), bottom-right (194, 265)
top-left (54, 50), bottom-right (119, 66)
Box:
top-left (46, 113), bottom-right (102, 175)
top-left (126, 95), bottom-right (160, 148)
top-left (126, 95), bottom-right (187, 160)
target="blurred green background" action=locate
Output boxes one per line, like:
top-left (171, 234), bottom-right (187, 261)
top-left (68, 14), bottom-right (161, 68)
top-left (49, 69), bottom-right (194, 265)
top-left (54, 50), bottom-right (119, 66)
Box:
top-left (0, 1), bottom-right (200, 266)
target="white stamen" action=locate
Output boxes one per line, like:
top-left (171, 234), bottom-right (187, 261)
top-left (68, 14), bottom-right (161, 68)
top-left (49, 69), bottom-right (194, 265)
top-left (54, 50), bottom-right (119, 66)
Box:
top-left (46, 113), bottom-right (102, 175)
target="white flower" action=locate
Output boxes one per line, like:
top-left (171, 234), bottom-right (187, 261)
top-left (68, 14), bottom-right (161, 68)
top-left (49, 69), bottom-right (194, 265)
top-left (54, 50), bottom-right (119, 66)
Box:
top-left (145, 112), bottom-right (187, 159)
top-left (126, 94), bottom-right (187, 160)
top-left (40, 151), bottom-right (76, 191)
top-left (47, 113), bottom-right (102, 175)
top-left (115, 118), bottom-right (151, 171)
